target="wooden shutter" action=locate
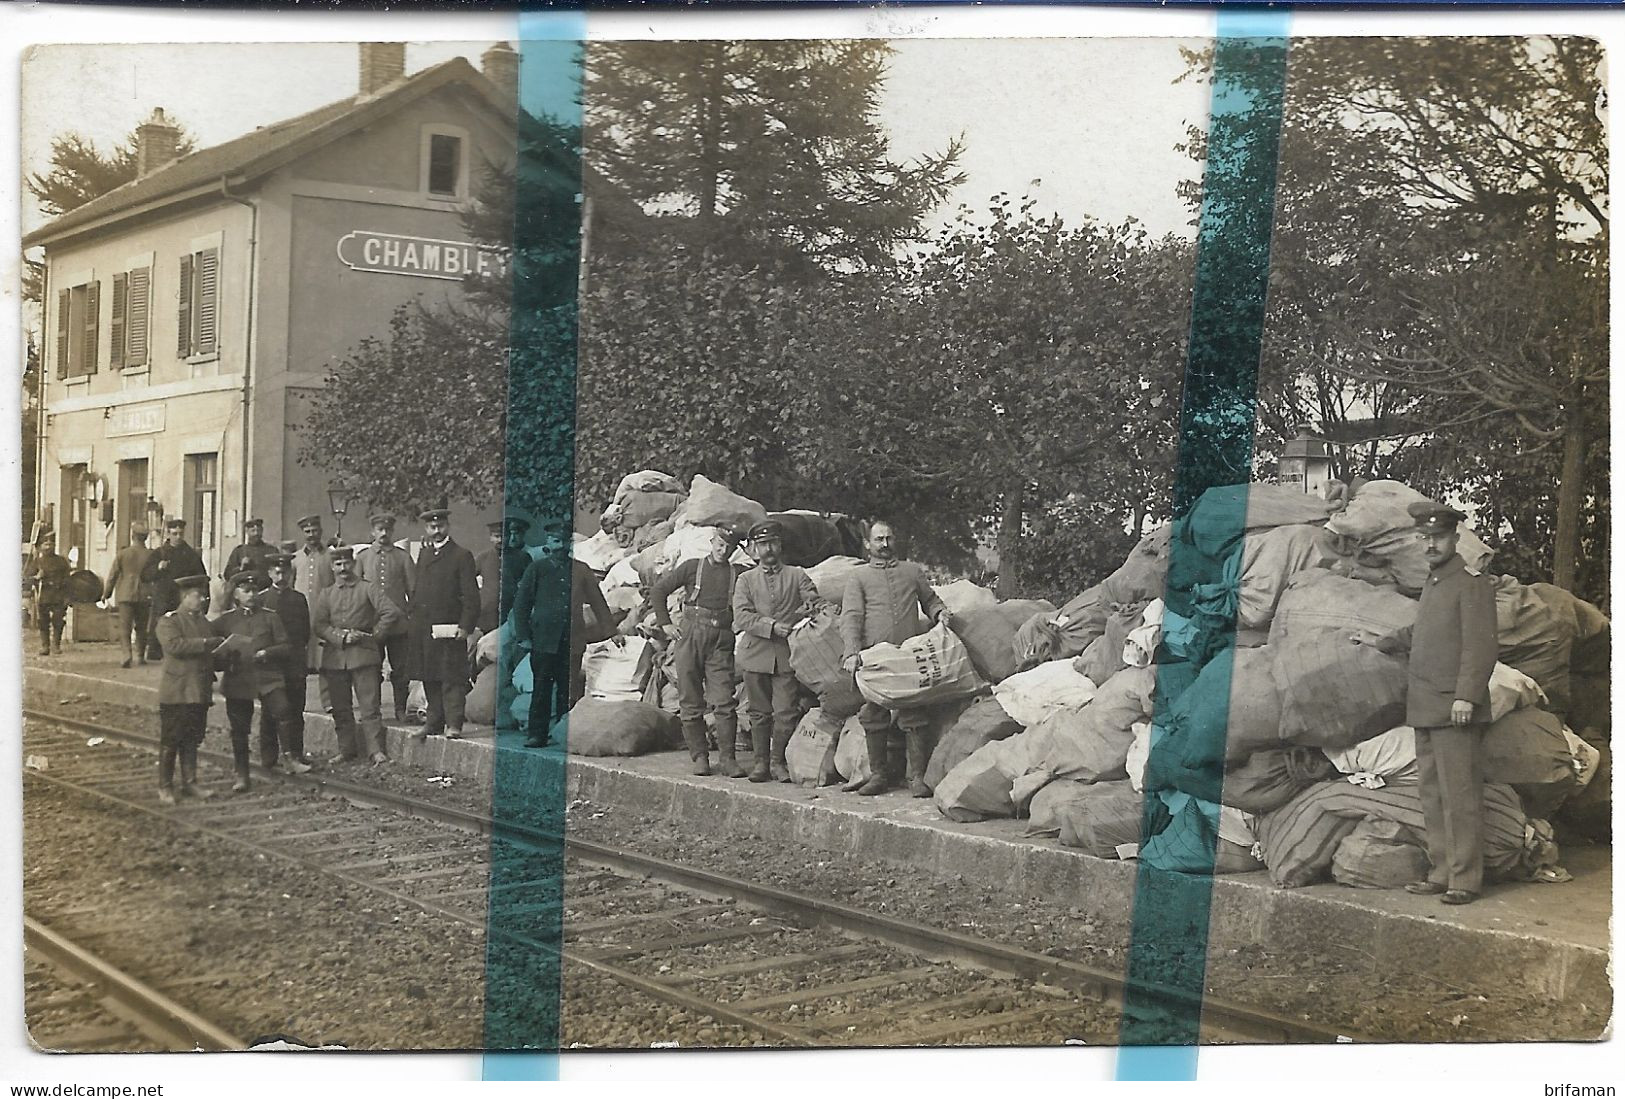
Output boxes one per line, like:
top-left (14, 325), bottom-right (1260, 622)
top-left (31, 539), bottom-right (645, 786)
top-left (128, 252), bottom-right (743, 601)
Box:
top-left (55, 289), bottom-right (69, 378)
top-left (177, 253), bottom-right (193, 357)
top-left (196, 246), bottom-right (219, 357)
top-left (110, 272), bottom-right (127, 370)
top-left (127, 267), bottom-right (151, 368)
top-left (83, 280), bottom-right (100, 375)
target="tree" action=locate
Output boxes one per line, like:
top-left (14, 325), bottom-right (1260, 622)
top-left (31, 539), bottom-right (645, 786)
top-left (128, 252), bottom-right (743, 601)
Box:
top-left (584, 40), bottom-right (964, 269)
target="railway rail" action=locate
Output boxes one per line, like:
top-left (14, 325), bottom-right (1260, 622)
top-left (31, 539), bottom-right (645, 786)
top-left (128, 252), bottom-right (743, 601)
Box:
top-left (23, 707), bottom-right (1367, 1049)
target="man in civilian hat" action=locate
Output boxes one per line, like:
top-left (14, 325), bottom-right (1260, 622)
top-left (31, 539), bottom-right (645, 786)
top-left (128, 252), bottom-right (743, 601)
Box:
top-left (213, 570), bottom-right (309, 790)
top-left (24, 531), bottom-right (72, 657)
top-left (649, 526), bottom-right (745, 776)
top-left (840, 518), bottom-right (953, 797)
top-left (261, 551), bottom-right (313, 765)
top-left (513, 515), bottom-right (619, 749)
top-left (224, 517), bottom-right (276, 580)
top-left (104, 524), bottom-right (153, 667)
top-left (154, 574), bottom-right (224, 803)
top-left (733, 520), bottom-right (820, 782)
top-left (358, 513), bottom-right (417, 723)
top-left (408, 503), bottom-right (480, 739)
top-left (314, 545), bottom-right (402, 764)
top-left (141, 518), bottom-right (207, 660)
top-left (294, 514), bottom-right (335, 713)
top-left (1363, 500), bottom-right (1498, 906)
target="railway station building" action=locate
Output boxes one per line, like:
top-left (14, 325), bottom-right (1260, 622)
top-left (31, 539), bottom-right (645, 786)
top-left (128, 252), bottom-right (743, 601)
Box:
top-left (24, 43), bottom-right (522, 581)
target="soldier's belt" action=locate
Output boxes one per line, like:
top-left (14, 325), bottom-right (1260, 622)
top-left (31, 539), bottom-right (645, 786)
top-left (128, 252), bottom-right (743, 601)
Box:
top-left (683, 609), bottom-right (732, 630)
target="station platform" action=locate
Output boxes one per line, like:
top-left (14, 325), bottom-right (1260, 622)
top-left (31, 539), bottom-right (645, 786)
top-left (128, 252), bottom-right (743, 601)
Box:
top-left (22, 646), bottom-right (1613, 1013)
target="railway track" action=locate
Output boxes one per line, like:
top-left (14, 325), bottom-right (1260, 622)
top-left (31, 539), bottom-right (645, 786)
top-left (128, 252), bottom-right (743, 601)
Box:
top-left (23, 707), bottom-right (1364, 1049)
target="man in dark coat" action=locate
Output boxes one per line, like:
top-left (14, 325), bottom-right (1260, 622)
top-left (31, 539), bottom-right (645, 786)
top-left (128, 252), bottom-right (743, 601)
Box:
top-left (1367, 501), bottom-right (1499, 905)
top-left (213, 570), bottom-right (309, 790)
top-left (733, 521), bottom-right (821, 783)
top-left (24, 531), bottom-right (72, 656)
top-left (512, 520), bottom-right (618, 748)
top-left (261, 552), bottom-right (312, 765)
top-left (154, 575), bottom-right (223, 803)
top-left (407, 504), bottom-right (480, 739)
top-left (141, 518), bottom-right (206, 660)
top-left (103, 525), bottom-right (153, 667)
top-left (476, 516), bottom-right (533, 633)
top-left (223, 517), bottom-right (277, 580)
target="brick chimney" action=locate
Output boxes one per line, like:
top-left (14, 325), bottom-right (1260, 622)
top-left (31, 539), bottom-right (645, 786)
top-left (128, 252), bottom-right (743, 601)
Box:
top-left (135, 108), bottom-right (182, 178)
top-left (359, 42), bottom-right (406, 96)
top-left (481, 42), bottom-right (519, 104)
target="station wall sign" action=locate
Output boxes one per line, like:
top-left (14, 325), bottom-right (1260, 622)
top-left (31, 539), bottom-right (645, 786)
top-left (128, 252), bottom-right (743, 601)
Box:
top-left (105, 402), bottom-right (166, 438)
top-left (335, 230), bottom-right (510, 282)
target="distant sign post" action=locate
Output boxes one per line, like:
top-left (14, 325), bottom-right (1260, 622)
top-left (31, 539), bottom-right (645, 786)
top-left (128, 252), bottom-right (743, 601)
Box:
top-left (335, 230), bottom-right (509, 282)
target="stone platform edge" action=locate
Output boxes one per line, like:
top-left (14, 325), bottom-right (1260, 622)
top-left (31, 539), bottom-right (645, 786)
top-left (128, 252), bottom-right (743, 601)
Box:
top-left (24, 665), bottom-right (1610, 1007)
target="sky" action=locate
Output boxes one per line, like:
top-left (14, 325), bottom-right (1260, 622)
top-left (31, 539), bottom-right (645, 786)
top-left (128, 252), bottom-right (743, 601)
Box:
top-left (20, 38), bottom-right (1206, 242)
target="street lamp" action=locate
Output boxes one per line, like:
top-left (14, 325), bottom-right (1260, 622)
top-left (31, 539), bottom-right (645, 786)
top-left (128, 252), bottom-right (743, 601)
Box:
top-left (1278, 429), bottom-right (1333, 496)
top-left (327, 484), bottom-right (351, 544)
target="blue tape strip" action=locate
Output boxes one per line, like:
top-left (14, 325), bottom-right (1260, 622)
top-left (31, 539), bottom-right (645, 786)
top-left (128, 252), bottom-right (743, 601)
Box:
top-left (1114, 6), bottom-right (1289, 1079)
top-left (482, 10), bottom-right (586, 1080)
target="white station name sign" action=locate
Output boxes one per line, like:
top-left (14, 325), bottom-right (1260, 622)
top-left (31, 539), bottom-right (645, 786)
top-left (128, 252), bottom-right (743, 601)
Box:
top-left (336, 230), bottom-right (509, 282)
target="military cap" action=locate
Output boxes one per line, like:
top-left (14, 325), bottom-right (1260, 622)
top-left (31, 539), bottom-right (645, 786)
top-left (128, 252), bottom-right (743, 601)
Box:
top-left (329, 545), bottom-right (356, 564)
top-left (243, 517), bottom-right (264, 529)
top-left (165, 517), bottom-right (187, 531)
top-left (267, 553), bottom-right (296, 569)
top-left (229, 569), bottom-right (271, 591)
top-left (501, 515), bottom-right (531, 531)
top-left (369, 512), bottom-right (396, 528)
top-left (486, 520), bottom-right (505, 533)
top-left (1408, 500), bottom-right (1468, 534)
top-left (746, 520), bottom-right (784, 544)
top-left (419, 498), bottom-right (451, 522)
top-left (296, 514), bottom-right (323, 529)
top-left (174, 574), bottom-right (212, 593)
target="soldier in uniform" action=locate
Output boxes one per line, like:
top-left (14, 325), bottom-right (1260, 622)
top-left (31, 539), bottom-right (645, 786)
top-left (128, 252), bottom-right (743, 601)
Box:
top-left (840, 519), bottom-right (953, 797)
top-left (294, 514), bottom-right (335, 713)
top-left (407, 504), bottom-right (480, 740)
top-left (313, 546), bottom-right (401, 764)
top-left (357, 514), bottom-right (417, 722)
top-left (154, 575), bottom-right (224, 804)
top-left (24, 531), bottom-right (72, 656)
top-left (733, 521), bottom-right (820, 782)
top-left (224, 517), bottom-right (277, 579)
top-left (214, 570), bottom-right (310, 790)
top-left (649, 528), bottom-right (744, 776)
top-left (104, 525), bottom-right (153, 667)
top-left (141, 518), bottom-right (207, 659)
top-left (512, 518), bottom-right (619, 749)
top-left (476, 516), bottom-right (533, 633)
top-left (261, 552), bottom-right (313, 765)
top-left (1365, 501), bottom-right (1499, 905)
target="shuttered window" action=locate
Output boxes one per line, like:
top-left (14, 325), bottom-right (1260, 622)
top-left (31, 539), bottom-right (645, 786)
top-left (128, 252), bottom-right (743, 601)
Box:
top-left (55, 281), bottom-right (98, 379)
top-left (111, 266), bottom-right (152, 369)
top-left (111, 274), bottom-right (127, 370)
top-left (176, 246), bottom-right (220, 359)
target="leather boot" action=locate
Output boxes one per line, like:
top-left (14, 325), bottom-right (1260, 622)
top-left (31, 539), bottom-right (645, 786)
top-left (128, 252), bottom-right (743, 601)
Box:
top-left (713, 717), bottom-right (747, 778)
top-left (856, 731), bottom-right (892, 795)
top-left (231, 737), bottom-right (252, 793)
top-left (681, 720), bottom-right (712, 776)
top-left (157, 744), bottom-right (179, 804)
top-left (905, 730), bottom-right (931, 798)
top-left (818, 741), bottom-right (843, 787)
top-left (179, 751), bottom-right (214, 800)
top-left (770, 726), bottom-right (793, 783)
top-left (748, 724), bottom-right (772, 782)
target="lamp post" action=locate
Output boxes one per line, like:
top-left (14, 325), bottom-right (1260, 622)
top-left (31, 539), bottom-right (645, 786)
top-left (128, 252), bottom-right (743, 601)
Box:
top-left (1278, 429), bottom-right (1333, 496)
top-left (327, 484), bottom-right (351, 545)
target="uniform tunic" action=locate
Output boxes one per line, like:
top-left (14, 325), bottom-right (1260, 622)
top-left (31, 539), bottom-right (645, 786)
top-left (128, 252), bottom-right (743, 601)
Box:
top-left (224, 540), bottom-right (278, 580)
top-left (357, 543), bottom-right (416, 633)
top-left (841, 558), bottom-right (947, 735)
top-left (155, 608), bottom-right (220, 706)
top-left (212, 607), bottom-right (293, 699)
top-left (732, 563), bottom-right (819, 675)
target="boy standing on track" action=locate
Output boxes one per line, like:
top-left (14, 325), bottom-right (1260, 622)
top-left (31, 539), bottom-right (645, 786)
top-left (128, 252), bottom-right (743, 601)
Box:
top-left (215, 571), bottom-right (310, 791)
top-left (154, 575), bottom-right (224, 804)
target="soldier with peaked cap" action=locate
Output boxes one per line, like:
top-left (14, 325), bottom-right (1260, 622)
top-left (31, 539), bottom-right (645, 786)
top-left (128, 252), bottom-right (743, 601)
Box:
top-left (214, 569), bottom-right (309, 790)
top-left (294, 514), bottom-right (336, 713)
top-left (476, 516), bottom-right (533, 634)
top-left (512, 514), bottom-right (619, 748)
top-left (154, 575), bottom-right (224, 804)
top-left (224, 517), bottom-right (277, 580)
top-left (733, 521), bottom-right (821, 782)
top-left (261, 551), bottom-right (313, 765)
top-left (313, 545), bottom-right (402, 764)
top-left (24, 530), bottom-right (72, 657)
top-left (407, 502), bottom-right (480, 739)
top-left (357, 512), bottom-right (417, 722)
top-left (649, 527), bottom-right (745, 776)
top-left (1365, 500), bottom-right (1499, 905)
top-left (141, 518), bottom-right (207, 659)
top-left (104, 524), bottom-right (153, 667)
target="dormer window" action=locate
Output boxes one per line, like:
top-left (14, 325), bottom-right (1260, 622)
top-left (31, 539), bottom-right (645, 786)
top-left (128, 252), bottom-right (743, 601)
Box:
top-left (422, 126), bottom-right (468, 199)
